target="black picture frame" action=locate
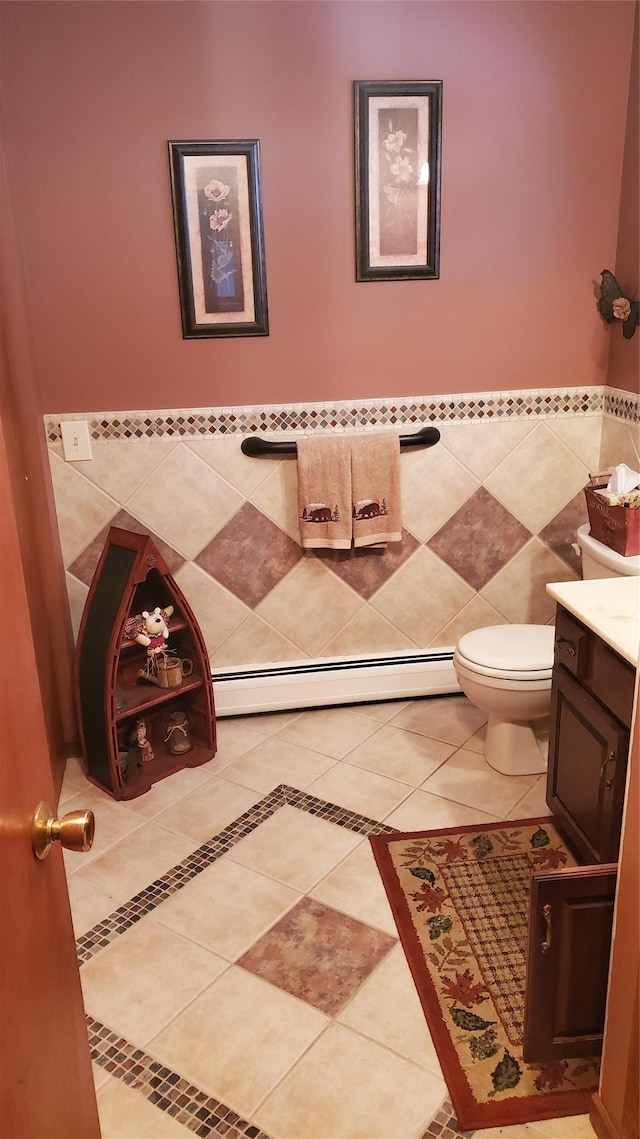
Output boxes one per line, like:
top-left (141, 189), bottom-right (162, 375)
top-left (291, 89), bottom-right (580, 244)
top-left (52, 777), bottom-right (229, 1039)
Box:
top-left (168, 139), bottom-right (269, 338)
top-left (354, 81), bottom-right (442, 282)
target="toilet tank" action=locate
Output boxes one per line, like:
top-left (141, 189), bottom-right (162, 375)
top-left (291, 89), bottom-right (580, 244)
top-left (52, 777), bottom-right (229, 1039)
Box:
top-left (576, 524), bottom-right (640, 579)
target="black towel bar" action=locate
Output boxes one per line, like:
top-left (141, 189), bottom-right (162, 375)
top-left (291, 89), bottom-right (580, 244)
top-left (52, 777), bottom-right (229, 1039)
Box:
top-left (240, 425), bottom-right (440, 457)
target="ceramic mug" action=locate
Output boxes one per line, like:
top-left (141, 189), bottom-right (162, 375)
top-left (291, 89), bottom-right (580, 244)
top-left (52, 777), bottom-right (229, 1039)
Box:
top-left (156, 656), bottom-right (194, 689)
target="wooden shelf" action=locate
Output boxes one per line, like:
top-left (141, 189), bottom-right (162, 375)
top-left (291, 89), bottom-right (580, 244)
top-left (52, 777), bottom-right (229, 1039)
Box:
top-left (75, 526), bottom-right (216, 800)
top-left (115, 676), bottom-right (203, 720)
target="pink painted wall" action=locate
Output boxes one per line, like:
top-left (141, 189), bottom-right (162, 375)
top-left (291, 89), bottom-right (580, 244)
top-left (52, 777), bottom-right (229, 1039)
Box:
top-left (0, 1), bottom-right (635, 413)
top-left (607, 2), bottom-right (639, 395)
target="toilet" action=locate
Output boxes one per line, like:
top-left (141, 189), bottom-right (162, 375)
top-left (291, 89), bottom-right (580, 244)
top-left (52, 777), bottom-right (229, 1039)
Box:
top-left (453, 525), bottom-right (640, 778)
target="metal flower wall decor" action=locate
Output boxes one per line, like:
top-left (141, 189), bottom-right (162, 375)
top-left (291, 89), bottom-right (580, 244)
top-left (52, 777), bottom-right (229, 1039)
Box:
top-left (598, 270), bottom-right (639, 339)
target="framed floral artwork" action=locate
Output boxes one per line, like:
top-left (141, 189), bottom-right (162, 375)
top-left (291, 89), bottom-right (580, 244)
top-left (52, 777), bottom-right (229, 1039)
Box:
top-left (168, 139), bottom-right (269, 338)
top-left (354, 81), bottom-right (442, 282)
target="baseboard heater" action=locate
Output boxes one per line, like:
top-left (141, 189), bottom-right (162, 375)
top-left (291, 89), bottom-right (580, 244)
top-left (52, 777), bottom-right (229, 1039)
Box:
top-left (212, 647), bottom-right (459, 717)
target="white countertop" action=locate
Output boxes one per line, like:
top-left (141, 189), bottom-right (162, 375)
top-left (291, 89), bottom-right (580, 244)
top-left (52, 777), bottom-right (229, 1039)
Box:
top-left (547, 577), bottom-right (640, 667)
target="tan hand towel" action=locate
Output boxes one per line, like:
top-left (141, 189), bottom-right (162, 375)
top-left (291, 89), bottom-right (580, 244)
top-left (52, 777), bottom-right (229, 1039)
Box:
top-left (351, 433), bottom-right (402, 548)
top-left (297, 436), bottom-right (352, 549)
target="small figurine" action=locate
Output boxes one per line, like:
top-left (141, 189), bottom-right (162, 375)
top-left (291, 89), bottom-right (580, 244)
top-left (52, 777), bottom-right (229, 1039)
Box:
top-left (131, 717), bottom-right (154, 764)
top-left (124, 605), bottom-right (175, 680)
top-left (164, 711), bottom-right (192, 755)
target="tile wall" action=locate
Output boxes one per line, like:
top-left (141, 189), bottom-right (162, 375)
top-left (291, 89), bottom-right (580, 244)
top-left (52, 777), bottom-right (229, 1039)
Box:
top-left (46, 387), bottom-right (639, 673)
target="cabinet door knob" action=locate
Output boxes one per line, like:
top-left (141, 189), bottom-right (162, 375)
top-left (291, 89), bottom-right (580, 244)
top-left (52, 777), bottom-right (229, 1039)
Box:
top-left (540, 903), bottom-right (552, 954)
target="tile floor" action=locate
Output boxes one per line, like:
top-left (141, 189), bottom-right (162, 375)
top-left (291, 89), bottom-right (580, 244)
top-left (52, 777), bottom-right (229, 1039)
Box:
top-left (60, 695), bottom-right (596, 1139)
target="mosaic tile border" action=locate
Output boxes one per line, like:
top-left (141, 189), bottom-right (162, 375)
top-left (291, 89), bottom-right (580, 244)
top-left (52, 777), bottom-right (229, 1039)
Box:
top-left (82, 784), bottom-right (472, 1139)
top-left (45, 384), bottom-right (640, 444)
top-left (604, 387), bottom-right (640, 423)
top-left (76, 784), bottom-right (396, 965)
top-left (89, 1016), bottom-right (270, 1139)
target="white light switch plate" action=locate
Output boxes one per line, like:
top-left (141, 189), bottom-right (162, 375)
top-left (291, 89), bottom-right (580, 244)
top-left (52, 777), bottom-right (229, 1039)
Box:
top-left (61, 420), bottom-right (93, 461)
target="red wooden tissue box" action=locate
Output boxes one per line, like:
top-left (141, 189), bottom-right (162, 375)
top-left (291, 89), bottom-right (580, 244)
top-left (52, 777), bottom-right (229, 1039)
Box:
top-left (584, 479), bottom-right (640, 556)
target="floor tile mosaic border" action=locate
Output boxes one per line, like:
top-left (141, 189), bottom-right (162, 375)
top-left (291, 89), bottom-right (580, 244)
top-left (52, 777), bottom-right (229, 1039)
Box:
top-left (76, 784), bottom-right (396, 966)
top-left (80, 784), bottom-right (474, 1139)
top-left (89, 1016), bottom-right (270, 1139)
top-left (44, 384), bottom-right (640, 444)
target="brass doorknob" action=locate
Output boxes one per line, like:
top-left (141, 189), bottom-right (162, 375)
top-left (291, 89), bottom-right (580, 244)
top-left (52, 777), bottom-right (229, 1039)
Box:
top-left (32, 801), bottom-right (95, 861)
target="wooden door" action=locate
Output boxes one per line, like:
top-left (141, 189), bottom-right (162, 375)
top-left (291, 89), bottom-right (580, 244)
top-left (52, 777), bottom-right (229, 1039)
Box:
top-left (0, 414), bottom-right (100, 1138)
top-left (547, 666), bottom-right (629, 863)
top-left (522, 863), bottom-right (617, 1063)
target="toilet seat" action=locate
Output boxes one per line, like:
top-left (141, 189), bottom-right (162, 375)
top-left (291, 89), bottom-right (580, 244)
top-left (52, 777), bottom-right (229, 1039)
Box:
top-left (454, 624), bottom-right (554, 682)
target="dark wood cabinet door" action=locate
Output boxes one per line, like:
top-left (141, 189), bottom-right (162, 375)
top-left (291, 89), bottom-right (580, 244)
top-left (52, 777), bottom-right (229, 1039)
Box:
top-left (522, 864), bottom-right (617, 1062)
top-left (546, 665), bottom-right (629, 863)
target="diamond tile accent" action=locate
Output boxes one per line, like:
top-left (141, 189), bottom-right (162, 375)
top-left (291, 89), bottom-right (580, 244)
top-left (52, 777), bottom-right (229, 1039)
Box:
top-left (195, 502), bottom-right (303, 608)
top-left (68, 509), bottom-right (186, 586)
top-left (313, 527), bottom-right (420, 599)
top-left (237, 896), bottom-right (396, 1016)
top-left (427, 486), bottom-right (532, 591)
top-left (538, 490), bottom-right (589, 573)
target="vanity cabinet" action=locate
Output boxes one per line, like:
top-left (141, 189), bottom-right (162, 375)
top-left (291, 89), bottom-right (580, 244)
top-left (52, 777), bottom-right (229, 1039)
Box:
top-left (75, 526), bottom-right (217, 801)
top-left (547, 606), bottom-right (634, 864)
top-left (523, 603), bottom-right (635, 1063)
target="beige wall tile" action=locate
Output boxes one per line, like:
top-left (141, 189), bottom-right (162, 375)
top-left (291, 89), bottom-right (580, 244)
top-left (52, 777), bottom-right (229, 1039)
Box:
top-left (126, 444), bottom-right (243, 559)
top-left (249, 456), bottom-right (301, 541)
top-left (429, 594), bottom-right (506, 648)
top-left (173, 561), bottom-right (250, 657)
top-left (185, 436), bottom-right (274, 497)
top-left (484, 424), bottom-right (590, 532)
top-left (401, 444), bottom-right (479, 542)
top-left (69, 439), bottom-right (172, 503)
top-left (65, 570), bottom-right (89, 641)
top-left (210, 611), bottom-right (304, 667)
top-left (371, 547), bottom-right (475, 647)
top-left (322, 605), bottom-right (415, 656)
top-left (49, 451), bottom-right (118, 565)
top-left (600, 416), bottom-right (640, 469)
top-left (546, 415), bottom-right (603, 468)
top-left (441, 420), bottom-right (536, 481)
top-left (481, 536), bottom-right (576, 624)
top-left (256, 557), bottom-right (363, 656)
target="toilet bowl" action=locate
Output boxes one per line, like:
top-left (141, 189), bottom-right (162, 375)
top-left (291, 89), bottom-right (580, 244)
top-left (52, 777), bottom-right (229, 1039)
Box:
top-left (453, 625), bottom-right (554, 776)
top-left (453, 526), bottom-right (640, 777)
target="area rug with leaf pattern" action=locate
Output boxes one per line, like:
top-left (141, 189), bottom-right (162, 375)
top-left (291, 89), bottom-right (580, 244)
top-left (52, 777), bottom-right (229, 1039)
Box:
top-left (370, 818), bottom-right (599, 1131)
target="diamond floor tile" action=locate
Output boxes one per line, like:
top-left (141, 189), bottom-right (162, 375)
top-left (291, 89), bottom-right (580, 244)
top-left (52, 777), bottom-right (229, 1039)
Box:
top-left (236, 896), bottom-right (397, 1015)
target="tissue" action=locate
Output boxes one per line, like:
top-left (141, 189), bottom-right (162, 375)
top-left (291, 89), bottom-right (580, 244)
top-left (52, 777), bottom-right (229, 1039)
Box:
top-left (607, 464), bottom-right (640, 495)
